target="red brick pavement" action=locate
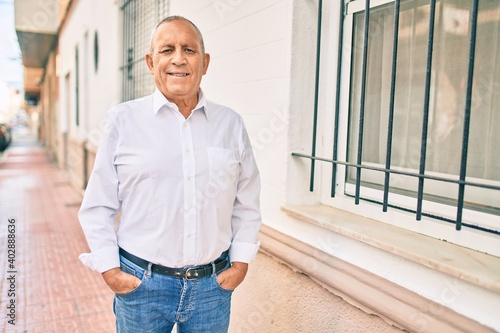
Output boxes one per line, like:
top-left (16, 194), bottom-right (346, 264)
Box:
top-left (0, 133), bottom-right (115, 332)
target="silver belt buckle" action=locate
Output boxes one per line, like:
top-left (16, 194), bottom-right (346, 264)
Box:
top-left (185, 267), bottom-right (200, 280)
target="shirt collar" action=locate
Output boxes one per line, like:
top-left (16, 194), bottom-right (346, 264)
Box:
top-left (153, 88), bottom-right (209, 121)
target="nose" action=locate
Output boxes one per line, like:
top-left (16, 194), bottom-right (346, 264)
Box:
top-left (172, 49), bottom-right (186, 66)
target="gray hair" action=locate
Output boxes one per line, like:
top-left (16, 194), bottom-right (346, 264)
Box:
top-left (149, 16), bottom-right (205, 54)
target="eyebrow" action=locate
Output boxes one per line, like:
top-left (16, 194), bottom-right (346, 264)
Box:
top-left (157, 43), bottom-right (199, 50)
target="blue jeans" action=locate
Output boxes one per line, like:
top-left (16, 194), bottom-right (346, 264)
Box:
top-left (113, 254), bottom-right (233, 333)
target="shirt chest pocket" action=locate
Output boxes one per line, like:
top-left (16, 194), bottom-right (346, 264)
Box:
top-left (207, 147), bottom-right (240, 191)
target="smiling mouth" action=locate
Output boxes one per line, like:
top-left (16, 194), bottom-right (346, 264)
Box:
top-left (168, 73), bottom-right (189, 77)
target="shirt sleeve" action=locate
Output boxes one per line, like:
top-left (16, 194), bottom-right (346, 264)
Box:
top-left (78, 109), bottom-right (122, 273)
top-left (229, 121), bottom-right (262, 263)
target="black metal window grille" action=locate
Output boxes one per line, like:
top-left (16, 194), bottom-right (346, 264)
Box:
top-left (292, 0), bottom-right (500, 235)
top-left (120, 0), bottom-right (169, 102)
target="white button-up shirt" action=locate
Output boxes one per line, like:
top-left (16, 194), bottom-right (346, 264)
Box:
top-left (78, 89), bottom-right (261, 273)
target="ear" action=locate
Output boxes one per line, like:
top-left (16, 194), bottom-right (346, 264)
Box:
top-left (145, 53), bottom-right (154, 75)
top-left (202, 53), bottom-right (210, 75)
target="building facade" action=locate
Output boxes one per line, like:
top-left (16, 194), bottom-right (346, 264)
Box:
top-left (15, 0), bottom-right (500, 332)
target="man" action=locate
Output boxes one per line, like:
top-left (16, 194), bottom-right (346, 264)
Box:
top-left (78, 16), bottom-right (261, 333)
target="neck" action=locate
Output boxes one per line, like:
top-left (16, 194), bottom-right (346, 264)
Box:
top-left (178, 104), bottom-right (194, 119)
top-left (168, 95), bottom-right (198, 119)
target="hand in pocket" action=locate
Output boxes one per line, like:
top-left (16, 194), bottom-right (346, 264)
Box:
top-left (102, 267), bottom-right (142, 294)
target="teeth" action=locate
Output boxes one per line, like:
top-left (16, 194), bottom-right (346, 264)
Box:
top-left (170, 73), bottom-right (188, 77)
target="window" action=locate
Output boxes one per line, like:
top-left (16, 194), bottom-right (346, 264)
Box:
top-left (120, 0), bottom-right (169, 101)
top-left (94, 31), bottom-right (99, 73)
top-left (293, 0), bottom-right (500, 251)
top-left (75, 46), bottom-right (80, 126)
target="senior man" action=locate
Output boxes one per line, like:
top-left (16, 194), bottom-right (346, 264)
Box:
top-left (78, 16), bottom-right (261, 333)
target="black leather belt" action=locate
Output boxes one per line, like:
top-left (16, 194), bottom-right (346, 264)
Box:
top-left (119, 248), bottom-right (229, 280)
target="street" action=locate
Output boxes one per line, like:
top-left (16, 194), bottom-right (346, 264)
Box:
top-left (0, 128), bottom-right (115, 332)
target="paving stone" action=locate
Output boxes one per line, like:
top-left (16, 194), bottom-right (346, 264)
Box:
top-left (0, 138), bottom-right (115, 332)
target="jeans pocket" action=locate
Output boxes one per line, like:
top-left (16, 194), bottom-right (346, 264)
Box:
top-left (213, 264), bottom-right (234, 293)
top-left (213, 275), bottom-right (234, 293)
top-left (116, 258), bottom-right (146, 296)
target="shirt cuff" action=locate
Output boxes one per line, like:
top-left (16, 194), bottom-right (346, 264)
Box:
top-left (229, 241), bottom-right (260, 263)
top-left (79, 246), bottom-right (120, 273)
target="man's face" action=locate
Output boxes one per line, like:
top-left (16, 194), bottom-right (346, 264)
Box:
top-left (146, 20), bottom-right (210, 105)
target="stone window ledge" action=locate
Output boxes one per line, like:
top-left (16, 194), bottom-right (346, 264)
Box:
top-left (280, 204), bottom-right (500, 293)
top-left (257, 204), bottom-right (500, 332)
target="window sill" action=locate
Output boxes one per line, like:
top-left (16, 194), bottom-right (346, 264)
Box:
top-left (280, 204), bottom-right (500, 293)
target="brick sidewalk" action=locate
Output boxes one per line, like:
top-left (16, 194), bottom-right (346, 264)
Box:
top-left (0, 134), bottom-right (115, 332)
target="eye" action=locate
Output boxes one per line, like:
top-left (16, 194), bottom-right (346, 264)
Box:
top-left (160, 49), bottom-right (172, 54)
top-left (185, 48), bottom-right (195, 53)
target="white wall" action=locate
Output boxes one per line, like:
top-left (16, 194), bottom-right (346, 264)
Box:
top-left (58, 0), bottom-right (121, 145)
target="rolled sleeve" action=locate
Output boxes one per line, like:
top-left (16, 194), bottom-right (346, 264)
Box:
top-left (79, 246), bottom-right (120, 273)
top-left (229, 241), bottom-right (261, 263)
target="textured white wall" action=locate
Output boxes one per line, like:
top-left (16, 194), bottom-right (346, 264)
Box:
top-left (58, 0), bottom-right (121, 144)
